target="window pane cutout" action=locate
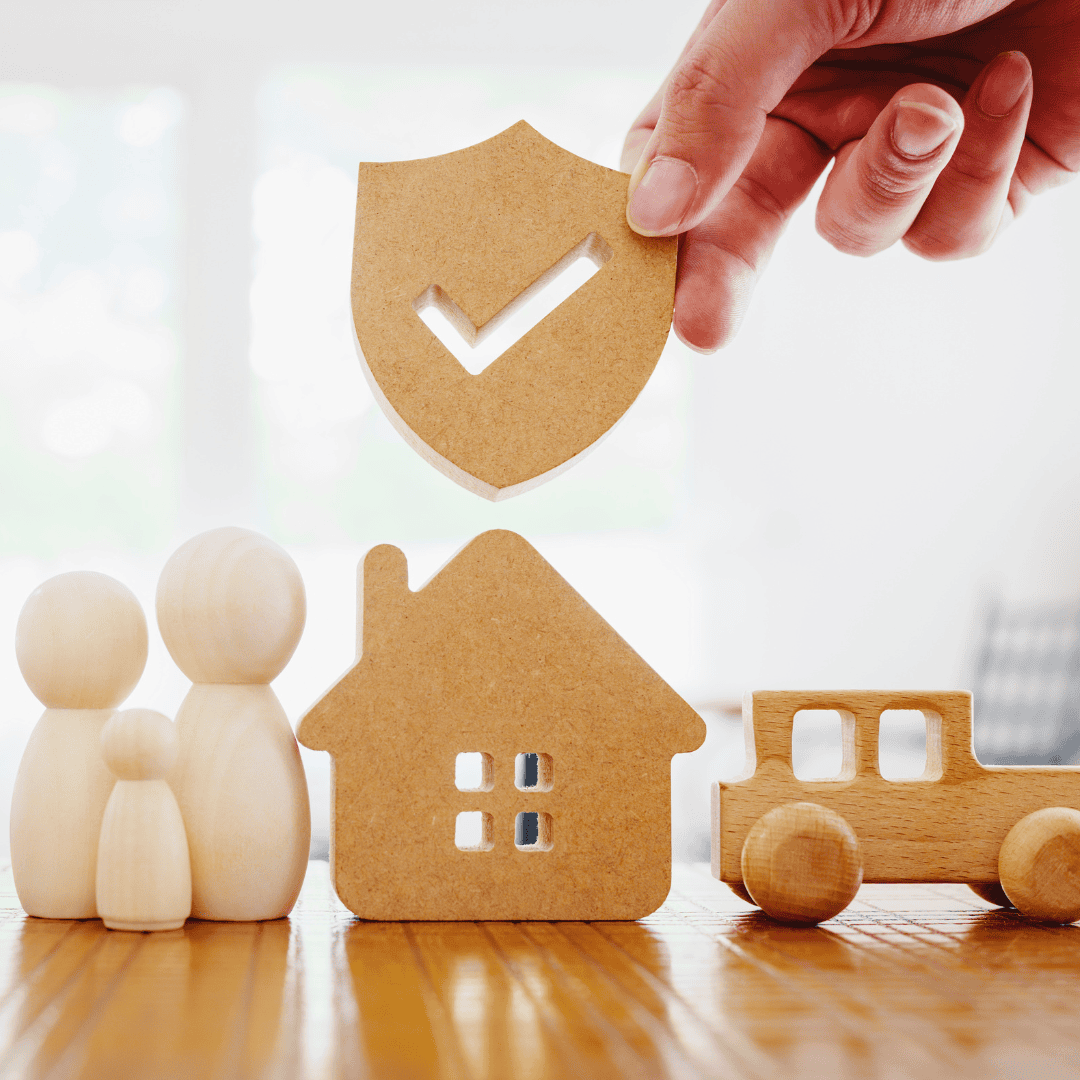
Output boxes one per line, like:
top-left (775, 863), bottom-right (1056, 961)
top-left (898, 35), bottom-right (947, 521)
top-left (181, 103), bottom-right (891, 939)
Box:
top-left (879, 710), bottom-right (931, 780)
top-left (515, 812), bottom-right (553, 852)
top-left (455, 811), bottom-right (493, 851)
top-left (455, 752), bottom-right (493, 792)
top-left (515, 752), bottom-right (552, 791)
top-left (791, 710), bottom-right (846, 780)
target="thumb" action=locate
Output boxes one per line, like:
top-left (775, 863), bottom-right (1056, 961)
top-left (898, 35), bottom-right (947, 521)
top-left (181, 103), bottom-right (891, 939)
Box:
top-left (627, 0), bottom-right (847, 236)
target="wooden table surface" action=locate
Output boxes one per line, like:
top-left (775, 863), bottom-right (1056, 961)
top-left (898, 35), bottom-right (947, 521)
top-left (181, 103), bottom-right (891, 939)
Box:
top-left (1, 861), bottom-right (1077, 1079)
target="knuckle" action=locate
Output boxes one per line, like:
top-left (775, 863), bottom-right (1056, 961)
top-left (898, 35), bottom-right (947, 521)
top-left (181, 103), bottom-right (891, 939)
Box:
top-left (667, 52), bottom-right (738, 117)
top-left (941, 148), bottom-right (1001, 191)
top-left (859, 155), bottom-right (929, 208)
top-left (732, 174), bottom-right (788, 226)
top-left (823, 0), bottom-right (883, 42)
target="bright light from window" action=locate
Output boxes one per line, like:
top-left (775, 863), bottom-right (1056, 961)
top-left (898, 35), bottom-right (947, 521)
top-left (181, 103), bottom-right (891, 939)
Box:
top-left (0, 84), bottom-right (181, 552)
top-left (250, 154), bottom-right (373, 486)
top-left (116, 89), bottom-right (182, 148)
top-left (40, 381), bottom-right (154, 459)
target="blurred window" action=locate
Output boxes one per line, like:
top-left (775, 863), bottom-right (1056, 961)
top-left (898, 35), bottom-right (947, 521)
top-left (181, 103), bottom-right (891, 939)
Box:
top-left (0, 85), bottom-right (182, 554)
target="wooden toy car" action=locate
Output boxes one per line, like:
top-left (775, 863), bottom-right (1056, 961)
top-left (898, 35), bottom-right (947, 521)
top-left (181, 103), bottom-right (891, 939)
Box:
top-left (712, 691), bottom-right (1080, 924)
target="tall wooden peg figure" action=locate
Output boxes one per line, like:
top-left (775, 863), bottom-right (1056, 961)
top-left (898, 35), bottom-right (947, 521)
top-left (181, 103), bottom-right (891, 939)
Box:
top-left (157, 527), bottom-right (311, 921)
top-left (97, 709), bottom-right (191, 931)
top-left (11, 572), bottom-right (148, 919)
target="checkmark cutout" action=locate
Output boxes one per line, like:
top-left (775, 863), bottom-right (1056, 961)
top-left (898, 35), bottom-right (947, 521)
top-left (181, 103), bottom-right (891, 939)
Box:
top-left (412, 232), bottom-right (614, 375)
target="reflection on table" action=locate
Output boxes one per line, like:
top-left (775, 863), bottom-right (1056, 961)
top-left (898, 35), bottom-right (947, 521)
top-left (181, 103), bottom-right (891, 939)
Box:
top-left (0, 862), bottom-right (1076, 1078)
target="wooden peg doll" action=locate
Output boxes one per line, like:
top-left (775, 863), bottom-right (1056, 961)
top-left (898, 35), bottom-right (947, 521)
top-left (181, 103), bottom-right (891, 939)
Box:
top-left (96, 709), bottom-right (191, 932)
top-left (11, 572), bottom-right (148, 919)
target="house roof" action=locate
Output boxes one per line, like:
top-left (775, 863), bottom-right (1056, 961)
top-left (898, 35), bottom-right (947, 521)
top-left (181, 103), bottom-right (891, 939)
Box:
top-left (297, 530), bottom-right (704, 759)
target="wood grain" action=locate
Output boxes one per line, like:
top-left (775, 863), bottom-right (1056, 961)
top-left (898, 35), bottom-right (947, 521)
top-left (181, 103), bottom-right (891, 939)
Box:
top-left (0, 862), bottom-right (1078, 1078)
top-left (998, 806), bottom-right (1080, 922)
top-left (11, 571), bottom-right (148, 921)
top-left (96, 709), bottom-right (191, 933)
top-left (741, 802), bottom-right (863, 924)
top-left (158, 528), bottom-right (311, 922)
top-left (713, 690), bottom-right (1080, 887)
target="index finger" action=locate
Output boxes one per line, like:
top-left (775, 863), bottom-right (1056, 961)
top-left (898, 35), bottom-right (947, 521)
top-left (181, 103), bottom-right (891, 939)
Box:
top-left (622, 0), bottom-right (730, 173)
top-left (625, 0), bottom-right (843, 236)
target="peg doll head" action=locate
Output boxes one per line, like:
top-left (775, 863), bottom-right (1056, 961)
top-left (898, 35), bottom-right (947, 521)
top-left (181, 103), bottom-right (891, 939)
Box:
top-left (156, 527), bottom-right (306, 684)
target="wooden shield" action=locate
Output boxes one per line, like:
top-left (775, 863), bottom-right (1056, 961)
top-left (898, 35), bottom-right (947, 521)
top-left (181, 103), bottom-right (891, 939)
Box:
top-left (352, 122), bottom-right (677, 501)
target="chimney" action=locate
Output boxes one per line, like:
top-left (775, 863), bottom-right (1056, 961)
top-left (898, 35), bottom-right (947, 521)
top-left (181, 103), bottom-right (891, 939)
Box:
top-left (357, 545), bottom-right (410, 659)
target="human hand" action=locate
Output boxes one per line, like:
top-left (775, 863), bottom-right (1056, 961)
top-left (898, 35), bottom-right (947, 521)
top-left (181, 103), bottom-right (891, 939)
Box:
top-left (623, 0), bottom-right (1080, 351)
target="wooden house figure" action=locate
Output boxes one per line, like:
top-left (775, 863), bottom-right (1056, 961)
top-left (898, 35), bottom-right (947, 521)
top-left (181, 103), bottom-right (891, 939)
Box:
top-left (298, 530), bottom-right (705, 921)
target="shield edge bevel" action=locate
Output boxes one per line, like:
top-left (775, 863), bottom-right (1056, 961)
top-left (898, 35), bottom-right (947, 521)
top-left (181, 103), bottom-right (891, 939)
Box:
top-left (352, 319), bottom-right (628, 502)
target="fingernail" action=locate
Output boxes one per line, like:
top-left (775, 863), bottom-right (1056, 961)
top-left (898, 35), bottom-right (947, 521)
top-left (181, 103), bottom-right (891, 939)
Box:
top-left (978, 51), bottom-right (1031, 118)
top-left (892, 101), bottom-right (958, 158)
top-left (627, 157), bottom-right (698, 235)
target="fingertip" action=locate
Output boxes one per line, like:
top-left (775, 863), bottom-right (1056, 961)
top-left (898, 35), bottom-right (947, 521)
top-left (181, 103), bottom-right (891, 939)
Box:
top-left (673, 321), bottom-right (722, 355)
top-left (672, 284), bottom-right (729, 353)
top-left (890, 82), bottom-right (964, 116)
top-left (901, 229), bottom-right (976, 262)
top-left (977, 50), bottom-right (1032, 119)
top-left (672, 256), bottom-right (755, 353)
top-left (626, 156), bottom-right (700, 236)
top-left (887, 83), bottom-right (964, 163)
top-left (902, 56), bottom-right (1033, 263)
top-left (891, 100), bottom-right (960, 160)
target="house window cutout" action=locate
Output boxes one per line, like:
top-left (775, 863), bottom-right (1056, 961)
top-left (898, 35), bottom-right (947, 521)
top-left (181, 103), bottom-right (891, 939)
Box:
top-left (879, 710), bottom-right (929, 780)
top-left (455, 811), bottom-right (493, 851)
top-left (455, 752), bottom-right (493, 792)
top-left (515, 752), bottom-right (553, 792)
top-left (413, 232), bottom-right (614, 375)
top-left (792, 710), bottom-right (845, 780)
top-left (515, 811), bottom-right (553, 852)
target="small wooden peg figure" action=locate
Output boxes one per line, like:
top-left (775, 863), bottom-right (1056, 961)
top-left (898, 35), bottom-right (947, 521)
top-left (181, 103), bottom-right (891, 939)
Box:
top-left (10, 572), bottom-right (148, 919)
top-left (157, 527), bottom-right (310, 921)
top-left (96, 709), bottom-right (191, 932)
